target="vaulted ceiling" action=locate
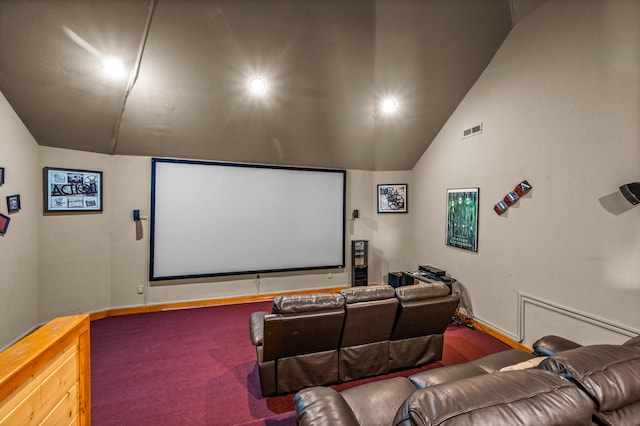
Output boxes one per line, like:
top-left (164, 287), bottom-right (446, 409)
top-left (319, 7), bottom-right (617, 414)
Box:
top-left (0, 0), bottom-right (535, 171)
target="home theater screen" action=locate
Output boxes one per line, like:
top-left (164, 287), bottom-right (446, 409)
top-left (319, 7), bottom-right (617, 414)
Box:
top-left (150, 158), bottom-right (346, 280)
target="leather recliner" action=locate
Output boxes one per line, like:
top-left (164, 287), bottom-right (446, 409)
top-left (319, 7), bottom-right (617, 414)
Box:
top-left (389, 283), bottom-right (460, 370)
top-left (249, 293), bottom-right (345, 396)
top-left (294, 335), bottom-right (640, 425)
top-left (338, 285), bottom-right (399, 382)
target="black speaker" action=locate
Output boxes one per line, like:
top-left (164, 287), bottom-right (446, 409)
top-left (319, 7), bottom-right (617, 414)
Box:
top-left (620, 182), bottom-right (640, 205)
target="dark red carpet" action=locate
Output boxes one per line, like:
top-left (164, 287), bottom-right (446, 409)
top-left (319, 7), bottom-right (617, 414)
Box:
top-left (91, 300), bottom-right (510, 425)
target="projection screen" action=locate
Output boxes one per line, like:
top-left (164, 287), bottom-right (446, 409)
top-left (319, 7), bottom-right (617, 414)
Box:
top-left (150, 158), bottom-right (346, 281)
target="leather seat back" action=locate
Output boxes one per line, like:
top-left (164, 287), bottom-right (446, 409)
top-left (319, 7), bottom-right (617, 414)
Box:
top-left (540, 344), bottom-right (640, 426)
top-left (394, 369), bottom-right (595, 425)
top-left (339, 285), bottom-right (398, 347)
top-left (262, 293), bottom-right (345, 362)
top-left (391, 283), bottom-right (459, 341)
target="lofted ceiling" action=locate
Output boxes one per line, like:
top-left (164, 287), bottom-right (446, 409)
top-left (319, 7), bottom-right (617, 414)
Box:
top-left (0, 0), bottom-right (526, 171)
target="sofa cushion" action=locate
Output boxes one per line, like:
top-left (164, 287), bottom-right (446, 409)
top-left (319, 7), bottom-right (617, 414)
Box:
top-left (394, 369), bottom-right (595, 426)
top-left (340, 285), bottom-right (395, 303)
top-left (272, 293), bottom-right (344, 314)
top-left (539, 344), bottom-right (640, 413)
top-left (395, 282), bottom-right (449, 302)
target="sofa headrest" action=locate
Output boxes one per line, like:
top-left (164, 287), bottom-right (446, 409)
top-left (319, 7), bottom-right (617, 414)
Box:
top-left (395, 282), bottom-right (449, 302)
top-left (394, 369), bottom-right (595, 426)
top-left (340, 285), bottom-right (395, 303)
top-left (539, 344), bottom-right (640, 412)
top-left (272, 293), bottom-right (345, 314)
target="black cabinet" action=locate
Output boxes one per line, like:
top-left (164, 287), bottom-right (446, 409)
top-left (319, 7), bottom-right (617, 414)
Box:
top-left (351, 240), bottom-right (368, 286)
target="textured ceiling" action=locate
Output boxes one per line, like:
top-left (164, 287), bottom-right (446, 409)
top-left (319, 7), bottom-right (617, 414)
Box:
top-left (0, 0), bottom-right (516, 171)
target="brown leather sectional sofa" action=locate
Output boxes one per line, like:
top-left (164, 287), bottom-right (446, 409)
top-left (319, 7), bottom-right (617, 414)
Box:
top-left (249, 283), bottom-right (460, 396)
top-left (295, 335), bottom-right (640, 425)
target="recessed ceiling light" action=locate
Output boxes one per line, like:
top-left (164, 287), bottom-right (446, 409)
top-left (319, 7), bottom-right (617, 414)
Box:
top-left (381, 98), bottom-right (397, 113)
top-left (249, 77), bottom-right (266, 94)
top-left (102, 56), bottom-right (124, 77)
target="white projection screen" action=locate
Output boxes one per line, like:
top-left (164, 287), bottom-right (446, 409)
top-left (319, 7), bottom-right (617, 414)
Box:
top-left (150, 158), bottom-right (346, 281)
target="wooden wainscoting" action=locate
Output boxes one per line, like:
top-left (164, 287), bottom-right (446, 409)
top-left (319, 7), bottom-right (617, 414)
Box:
top-left (0, 315), bottom-right (90, 426)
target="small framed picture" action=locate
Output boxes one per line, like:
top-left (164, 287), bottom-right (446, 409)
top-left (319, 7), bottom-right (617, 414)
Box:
top-left (377, 184), bottom-right (408, 213)
top-left (7, 194), bottom-right (21, 213)
top-left (0, 213), bottom-right (10, 234)
top-left (0, 167), bottom-right (5, 185)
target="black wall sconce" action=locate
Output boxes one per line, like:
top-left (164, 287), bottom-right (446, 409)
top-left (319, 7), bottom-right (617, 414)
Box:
top-left (620, 182), bottom-right (640, 205)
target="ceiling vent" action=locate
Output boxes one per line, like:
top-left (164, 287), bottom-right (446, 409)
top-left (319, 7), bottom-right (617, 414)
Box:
top-left (463, 122), bottom-right (483, 139)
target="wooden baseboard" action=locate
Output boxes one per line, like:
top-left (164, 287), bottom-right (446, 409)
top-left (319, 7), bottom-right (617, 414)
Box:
top-left (473, 322), bottom-right (532, 353)
top-left (454, 310), bottom-right (532, 353)
top-left (90, 286), bottom-right (348, 321)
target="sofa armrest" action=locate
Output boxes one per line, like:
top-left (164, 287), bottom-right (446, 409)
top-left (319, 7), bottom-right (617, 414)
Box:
top-left (249, 311), bottom-right (268, 346)
top-left (340, 377), bottom-right (416, 425)
top-left (623, 335), bottom-right (640, 348)
top-left (295, 386), bottom-right (360, 426)
top-left (532, 335), bottom-right (582, 356)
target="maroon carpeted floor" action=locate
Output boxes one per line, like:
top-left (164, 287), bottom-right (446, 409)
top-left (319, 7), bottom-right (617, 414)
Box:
top-left (91, 300), bottom-right (510, 425)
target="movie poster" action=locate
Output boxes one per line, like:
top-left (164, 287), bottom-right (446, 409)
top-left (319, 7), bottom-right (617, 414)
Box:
top-left (446, 188), bottom-right (479, 252)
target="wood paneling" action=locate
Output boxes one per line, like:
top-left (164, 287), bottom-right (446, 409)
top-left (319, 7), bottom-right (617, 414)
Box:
top-left (0, 315), bottom-right (90, 425)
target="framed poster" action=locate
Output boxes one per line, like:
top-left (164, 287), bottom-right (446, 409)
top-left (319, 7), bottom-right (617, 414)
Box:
top-left (377, 184), bottom-right (408, 213)
top-left (0, 213), bottom-right (9, 234)
top-left (6, 194), bottom-right (20, 212)
top-left (446, 188), bottom-right (479, 252)
top-left (43, 167), bottom-right (103, 213)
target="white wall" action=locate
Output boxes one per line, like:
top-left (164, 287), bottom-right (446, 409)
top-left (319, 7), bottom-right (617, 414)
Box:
top-left (35, 148), bottom-right (410, 322)
top-left (0, 92), bottom-right (39, 349)
top-left (412, 0), bottom-right (640, 347)
top-left (38, 148), bottom-right (113, 321)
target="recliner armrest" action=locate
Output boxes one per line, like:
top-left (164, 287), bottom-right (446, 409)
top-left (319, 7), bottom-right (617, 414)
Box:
top-left (295, 386), bottom-right (360, 426)
top-left (623, 335), bottom-right (640, 348)
top-left (532, 335), bottom-right (582, 356)
top-left (249, 311), bottom-right (268, 346)
top-left (340, 377), bottom-right (416, 425)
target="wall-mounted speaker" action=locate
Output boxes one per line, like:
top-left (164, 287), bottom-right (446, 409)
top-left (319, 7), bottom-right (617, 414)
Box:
top-left (620, 182), bottom-right (640, 205)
